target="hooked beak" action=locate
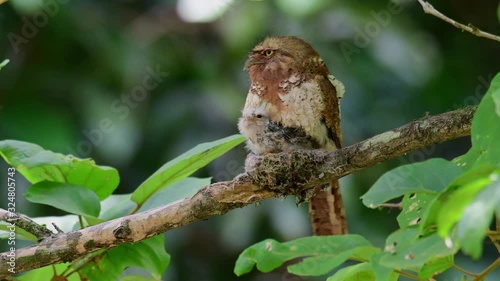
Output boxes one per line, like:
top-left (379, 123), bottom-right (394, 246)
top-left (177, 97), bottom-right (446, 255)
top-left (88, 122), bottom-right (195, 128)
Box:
top-left (244, 54), bottom-right (265, 70)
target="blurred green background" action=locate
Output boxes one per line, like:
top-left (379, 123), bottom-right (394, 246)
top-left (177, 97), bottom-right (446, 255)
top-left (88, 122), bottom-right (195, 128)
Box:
top-left (1, 0), bottom-right (499, 280)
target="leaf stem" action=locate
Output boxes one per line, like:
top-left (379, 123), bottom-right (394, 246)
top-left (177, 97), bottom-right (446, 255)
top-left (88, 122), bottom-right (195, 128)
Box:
top-left (488, 231), bottom-right (500, 253)
top-left (452, 264), bottom-right (478, 277)
top-left (78, 215), bottom-right (84, 228)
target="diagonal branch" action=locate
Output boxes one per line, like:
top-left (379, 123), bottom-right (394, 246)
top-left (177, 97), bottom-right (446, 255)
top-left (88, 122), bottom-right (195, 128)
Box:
top-left (0, 209), bottom-right (54, 241)
top-left (0, 106), bottom-right (476, 277)
top-left (417, 0), bottom-right (500, 42)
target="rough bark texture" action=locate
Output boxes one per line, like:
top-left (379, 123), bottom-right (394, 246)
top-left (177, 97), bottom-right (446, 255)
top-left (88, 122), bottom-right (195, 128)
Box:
top-left (0, 106), bottom-right (475, 277)
top-left (0, 209), bottom-right (54, 241)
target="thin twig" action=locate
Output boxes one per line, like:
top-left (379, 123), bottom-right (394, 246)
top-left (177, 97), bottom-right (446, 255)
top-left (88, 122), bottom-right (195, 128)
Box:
top-left (51, 223), bottom-right (64, 234)
top-left (452, 264), bottom-right (478, 277)
top-left (416, 0), bottom-right (500, 42)
top-left (473, 257), bottom-right (500, 281)
top-left (487, 231), bottom-right (500, 253)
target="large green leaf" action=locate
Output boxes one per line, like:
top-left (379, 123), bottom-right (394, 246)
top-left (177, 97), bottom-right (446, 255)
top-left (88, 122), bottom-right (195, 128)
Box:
top-left (288, 251), bottom-right (355, 276)
top-left (138, 177), bottom-right (211, 212)
top-left (419, 165), bottom-right (496, 233)
top-left (99, 194), bottom-right (137, 221)
top-left (131, 134), bottom-right (245, 205)
top-left (492, 83), bottom-right (500, 117)
top-left (0, 140), bottom-right (119, 200)
top-left (436, 176), bottom-right (492, 238)
top-left (80, 235), bottom-right (170, 280)
top-left (397, 192), bottom-right (435, 228)
top-left (361, 158), bottom-right (461, 208)
top-left (25, 181), bottom-right (101, 217)
top-left (234, 235), bottom-right (372, 276)
top-left (369, 252), bottom-right (399, 281)
top-left (379, 228), bottom-right (456, 269)
top-left (455, 177), bottom-right (500, 259)
top-left (18, 263), bottom-right (79, 281)
top-left (326, 262), bottom-right (374, 281)
top-left (418, 255), bottom-right (453, 279)
top-left (0, 221), bottom-right (37, 242)
top-left (456, 73), bottom-right (500, 170)
top-left (120, 277), bottom-right (158, 281)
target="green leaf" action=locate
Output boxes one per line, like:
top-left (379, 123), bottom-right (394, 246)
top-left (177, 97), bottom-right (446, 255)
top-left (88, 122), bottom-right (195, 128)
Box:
top-left (420, 165), bottom-right (495, 232)
top-left (234, 235), bottom-right (372, 276)
top-left (99, 194), bottom-right (137, 221)
top-left (80, 235), bottom-right (170, 280)
top-left (326, 262), bottom-right (374, 281)
top-left (380, 228), bottom-right (456, 269)
top-left (457, 73), bottom-right (500, 170)
top-left (288, 251), bottom-right (354, 276)
top-left (83, 216), bottom-right (104, 226)
top-left (370, 252), bottom-right (399, 281)
top-left (99, 178), bottom-right (210, 220)
top-left (25, 181), bottom-right (101, 217)
top-left (436, 176), bottom-right (491, 238)
top-left (418, 255), bottom-right (453, 279)
top-left (0, 59), bottom-right (9, 70)
top-left (361, 158), bottom-right (461, 207)
top-left (119, 277), bottom-right (159, 281)
top-left (0, 140), bottom-right (119, 200)
top-left (455, 177), bottom-right (500, 259)
top-left (397, 192), bottom-right (435, 228)
top-left (288, 247), bottom-right (382, 277)
top-left (0, 221), bottom-right (37, 242)
top-left (138, 177), bottom-right (211, 212)
top-left (18, 263), bottom-right (79, 281)
top-left (131, 134), bottom-right (245, 205)
top-left (352, 246), bottom-right (381, 260)
top-left (493, 83), bottom-right (500, 117)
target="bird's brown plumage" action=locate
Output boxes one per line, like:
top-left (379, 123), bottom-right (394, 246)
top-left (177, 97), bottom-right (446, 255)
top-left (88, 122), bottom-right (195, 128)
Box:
top-left (238, 36), bottom-right (347, 235)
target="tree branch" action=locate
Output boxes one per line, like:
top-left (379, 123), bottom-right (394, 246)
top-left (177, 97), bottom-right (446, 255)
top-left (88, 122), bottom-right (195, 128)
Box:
top-left (417, 0), bottom-right (500, 42)
top-left (0, 209), bottom-right (54, 241)
top-left (0, 106), bottom-right (476, 277)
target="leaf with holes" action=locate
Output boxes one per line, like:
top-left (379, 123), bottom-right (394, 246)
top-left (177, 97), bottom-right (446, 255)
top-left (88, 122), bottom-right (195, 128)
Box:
top-left (234, 235), bottom-right (372, 276)
top-left (379, 228), bottom-right (457, 269)
top-left (397, 193), bottom-right (435, 228)
top-left (361, 158), bottom-right (461, 208)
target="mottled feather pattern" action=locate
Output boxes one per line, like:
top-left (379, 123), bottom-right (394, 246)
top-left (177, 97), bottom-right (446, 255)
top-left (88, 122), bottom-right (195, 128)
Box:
top-left (238, 36), bottom-right (347, 235)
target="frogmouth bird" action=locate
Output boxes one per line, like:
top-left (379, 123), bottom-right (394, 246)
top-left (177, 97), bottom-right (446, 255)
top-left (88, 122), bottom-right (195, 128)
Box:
top-left (238, 36), bottom-right (347, 235)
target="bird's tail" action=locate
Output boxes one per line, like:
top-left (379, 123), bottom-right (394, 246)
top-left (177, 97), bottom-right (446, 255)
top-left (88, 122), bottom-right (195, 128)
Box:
top-left (308, 179), bottom-right (347, 235)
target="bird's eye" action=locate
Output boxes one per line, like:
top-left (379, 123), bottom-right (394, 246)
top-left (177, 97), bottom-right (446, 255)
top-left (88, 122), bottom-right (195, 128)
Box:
top-left (255, 114), bottom-right (263, 118)
top-left (264, 50), bottom-right (274, 57)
